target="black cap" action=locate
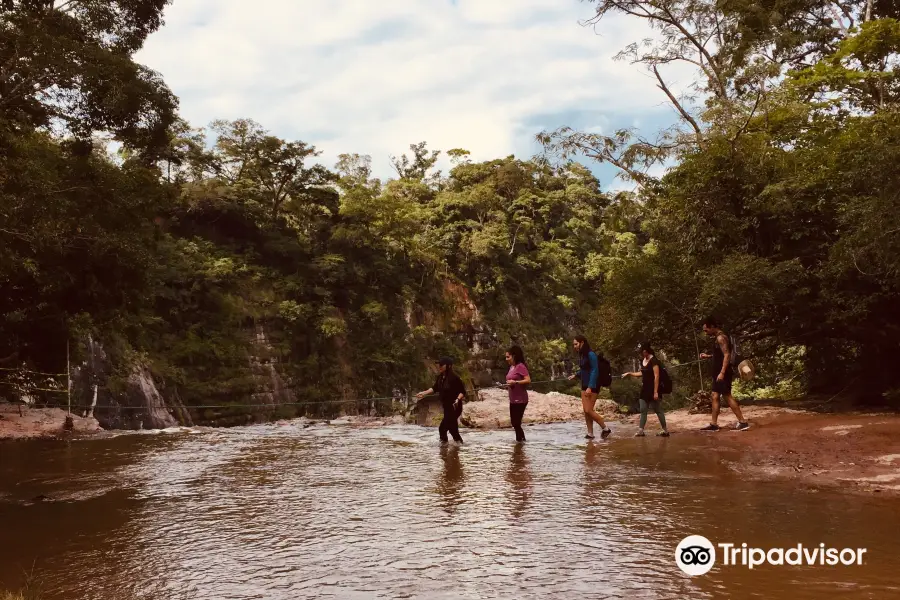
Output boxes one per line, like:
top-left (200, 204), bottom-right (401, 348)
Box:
top-left (437, 356), bottom-right (454, 366)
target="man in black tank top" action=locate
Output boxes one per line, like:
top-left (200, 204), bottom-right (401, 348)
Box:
top-left (698, 317), bottom-right (749, 432)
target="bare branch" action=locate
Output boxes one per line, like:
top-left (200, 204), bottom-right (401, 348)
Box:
top-left (0, 227), bottom-right (34, 241)
top-left (656, 4), bottom-right (728, 98)
top-left (651, 64), bottom-right (704, 144)
top-left (730, 90), bottom-right (763, 149)
top-left (54, 1), bottom-right (80, 13)
top-left (829, 5), bottom-right (849, 35)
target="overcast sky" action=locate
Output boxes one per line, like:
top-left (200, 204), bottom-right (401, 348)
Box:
top-left (136, 0), bottom-right (688, 188)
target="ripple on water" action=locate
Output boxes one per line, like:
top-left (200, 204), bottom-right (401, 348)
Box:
top-left (0, 422), bottom-right (898, 599)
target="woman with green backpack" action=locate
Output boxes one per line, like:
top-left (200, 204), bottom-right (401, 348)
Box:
top-left (621, 342), bottom-right (670, 437)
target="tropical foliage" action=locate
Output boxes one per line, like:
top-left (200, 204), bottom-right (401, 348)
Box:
top-left (2, 1), bottom-right (898, 420)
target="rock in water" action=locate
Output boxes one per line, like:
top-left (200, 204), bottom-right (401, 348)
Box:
top-left (460, 388), bottom-right (618, 429)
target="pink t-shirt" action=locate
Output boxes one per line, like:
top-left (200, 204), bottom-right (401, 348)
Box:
top-left (507, 363), bottom-right (530, 404)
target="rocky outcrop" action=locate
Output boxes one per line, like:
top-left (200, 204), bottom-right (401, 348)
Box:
top-left (71, 335), bottom-right (191, 430)
top-left (249, 324), bottom-right (297, 407)
top-left (414, 387), bottom-right (620, 429)
top-left (414, 396), bottom-right (445, 427)
top-left (460, 388), bottom-right (619, 429)
top-left (69, 321), bottom-right (308, 430)
top-left (125, 365), bottom-right (178, 429)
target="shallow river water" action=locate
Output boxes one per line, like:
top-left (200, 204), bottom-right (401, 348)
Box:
top-left (1, 421), bottom-right (898, 599)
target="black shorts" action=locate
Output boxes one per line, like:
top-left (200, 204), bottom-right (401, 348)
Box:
top-left (640, 389), bottom-right (663, 402)
top-left (711, 374), bottom-right (733, 395)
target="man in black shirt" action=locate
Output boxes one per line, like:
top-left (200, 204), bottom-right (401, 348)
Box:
top-left (699, 317), bottom-right (750, 431)
top-left (416, 357), bottom-right (466, 443)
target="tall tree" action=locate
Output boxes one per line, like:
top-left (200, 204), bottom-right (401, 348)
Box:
top-left (0, 0), bottom-right (177, 154)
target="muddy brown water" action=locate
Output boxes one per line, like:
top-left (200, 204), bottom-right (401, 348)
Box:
top-left (1, 422), bottom-right (898, 599)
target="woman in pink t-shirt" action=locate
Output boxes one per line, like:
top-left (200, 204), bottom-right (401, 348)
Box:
top-left (505, 345), bottom-right (531, 442)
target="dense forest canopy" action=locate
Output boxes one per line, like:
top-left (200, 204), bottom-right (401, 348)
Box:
top-left (2, 0), bottom-right (898, 420)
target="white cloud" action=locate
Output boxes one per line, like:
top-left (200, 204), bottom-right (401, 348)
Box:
top-left (137, 0), bottom-right (692, 182)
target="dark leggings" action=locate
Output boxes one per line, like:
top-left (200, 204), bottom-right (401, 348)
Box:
top-left (509, 402), bottom-right (527, 441)
top-left (639, 397), bottom-right (667, 430)
top-left (439, 402), bottom-right (463, 442)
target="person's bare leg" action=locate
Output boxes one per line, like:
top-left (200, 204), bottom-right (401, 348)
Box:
top-left (581, 392), bottom-right (595, 437)
top-left (583, 393), bottom-right (607, 428)
top-left (710, 392), bottom-right (721, 425)
top-left (726, 394), bottom-right (745, 422)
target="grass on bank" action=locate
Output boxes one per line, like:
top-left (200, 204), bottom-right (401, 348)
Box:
top-left (1, 588), bottom-right (40, 600)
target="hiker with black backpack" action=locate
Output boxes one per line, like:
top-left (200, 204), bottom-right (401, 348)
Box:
top-left (621, 342), bottom-right (670, 437)
top-left (699, 317), bottom-right (750, 432)
top-left (568, 335), bottom-right (612, 440)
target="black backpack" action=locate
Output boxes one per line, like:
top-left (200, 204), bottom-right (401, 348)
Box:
top-left (597, 355), bottom-right (612, 387)
top-left (659, 364), bottom-right (673, 394)
top-left (729, 334), bottom-right (742, 367)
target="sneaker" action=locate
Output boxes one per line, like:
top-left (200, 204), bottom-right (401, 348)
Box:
top-left (700, 424), bottom-right (720, 432)
top-left (734, 422), bottom-right (750, 431)
top-left (584, 434), bottom-right (595, 440)
top-left (657, 431), bottom-right (670, 437)
top-left (634, 429), bottom-right (645, 437)
top-left (600, 428), bottom-right (612, 440)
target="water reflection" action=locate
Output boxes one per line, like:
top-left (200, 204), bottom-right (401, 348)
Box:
top-left (435, 444), bottom-right (465, 515)
top-left (1, 423), bottom-right (899, 599)
top-left (583, 440), bottom-right (605, 467)
top-left (505, 444), bottom-right (532, 519)
top-left (632, 435), bottom-right (670, 466)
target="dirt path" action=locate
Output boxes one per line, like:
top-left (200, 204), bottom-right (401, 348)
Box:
top-left (0, 404), bottom-right (101, 439)
top-left (451, 390), bottom-right (900, 497)
top-left (619, 405), bottom-right (900, 496)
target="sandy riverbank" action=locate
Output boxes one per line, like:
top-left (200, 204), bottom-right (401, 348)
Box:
top-left (617, 405), bottom-right (900, 496)
top-left (0, 404), bottom-right (102, 439)
top-left (462, 390), bottom-right (900, 497)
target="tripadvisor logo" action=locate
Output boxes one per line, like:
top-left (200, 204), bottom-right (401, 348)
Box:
top-left (675, 535), bottom-right (867, 576)
top-left (676, 535), bottom-right (716, 576)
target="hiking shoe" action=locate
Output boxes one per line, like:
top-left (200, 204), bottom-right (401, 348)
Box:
top-left (600, 428), bottom-right (612, 440)
top-left (700, 424), bottom-right (720, 432)
top-left (734, 422), bottom-right (750, 431)
top-left (634, 429), bottom-right (646, 437)
top-left (657, 431), bottom-right (670, 437)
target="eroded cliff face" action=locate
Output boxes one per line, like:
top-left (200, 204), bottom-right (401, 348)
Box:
top-left (405, 280), bottom-right (481, 334)
top-left (126, 365), bottom-right (179, 429)
top-left (406, 279), bottom-right (505, 388)
top-left (249, 324), bottom-right (297, 408)
top-left (67, 278), bottom-right (514, 430)
top-left (71, 335), bottom-right (193, 430)
top-left (68, 320), bottom-right (301, 430)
